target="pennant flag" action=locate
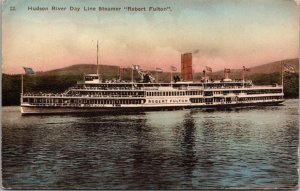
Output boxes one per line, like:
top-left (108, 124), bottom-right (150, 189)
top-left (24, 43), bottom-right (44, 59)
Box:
top-left (119, 67), bottom-right (126, 71)
top-left (156, 67), bottom-right (163, 73)
top-left (243, 66), bottom-right (250, 71)
top-left (224, 68), bottom-right (231, 73)
top-left (23, 67), bottom-right (35, 75)
top-left (170, 65), bottom-right (177, 71)
top-left (283, 63), bottom-right (295, 73)
top-left (205, 66), bottom-right (212, 72)
top-left (193, 49), bottom-right (199, 54)
top-left (132, 65), bottom-right (140, 70)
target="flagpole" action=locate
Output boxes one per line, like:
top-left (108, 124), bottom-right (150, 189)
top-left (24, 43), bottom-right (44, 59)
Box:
top-left (131, 66), bottom-right (133, 83)
top-left (21, 74), bottom-right (23, 94)
top-left (281, 61), bottom-right (284, 92)
top-left (192, 70), bottom-right (194, 82)
top-left (21, 74), bottom-right (24, 104)
top-left (97, 41), bottom-right (99, 75)
top-left (156, 71), bottom-right (158, 83)
top-left (242, 68), bottom-right (245, 88)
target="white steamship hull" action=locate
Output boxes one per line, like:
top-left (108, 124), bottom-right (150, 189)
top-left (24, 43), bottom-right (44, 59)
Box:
top-left (21, 99), bottom-right (284, 115)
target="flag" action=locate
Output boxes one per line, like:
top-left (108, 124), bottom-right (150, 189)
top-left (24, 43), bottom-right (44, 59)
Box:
top-left (224, 68), bottom-right (230, 73)
top-left (23, 67), bottom-right (35, 75)
top-left (132, 65), bottom-right (140, 70)
top-left (119, 67), bottom-right (126, 71)
top-left (243, 66), bottom-right (250, 71)
top-left (283, 63), bottom-right (295, 73)
top-left (205, 66), bottom-right (212, 72)
top-left (156, 67), bottom-right (163, 73)
top-left (119, 66), bottom-right (128, 72)
top-left (170, 65), bottom-right (177, 71)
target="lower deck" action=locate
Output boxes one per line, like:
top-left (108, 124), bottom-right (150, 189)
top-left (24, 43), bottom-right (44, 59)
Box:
top-left (21, 94), bottom-right (284, 107)
top-left (21, 98), bottom-right (284, 114)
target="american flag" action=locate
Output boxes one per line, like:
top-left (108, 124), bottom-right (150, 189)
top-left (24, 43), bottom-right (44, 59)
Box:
top-left (224, 68), bottom-right (230, 73)
top-left (283, 63), bottom-right (295, 73)
top-left (23, 67), bottom-right (35, 75)
top-left (205, 66), bottom-right (212, 72)
top-left (119, 67), bottom-right (126, 71)
top-left (243, 66), bottom-right (250, 71)
top-left (170, 65), bottom-right (177, 71)
top-left (156, 67), bottom-right (163, 73)
top-left (132, 65), bottom-right (140, 70)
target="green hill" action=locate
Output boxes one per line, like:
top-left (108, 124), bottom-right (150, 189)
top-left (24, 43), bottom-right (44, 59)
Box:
top-left (203, 58), bottom-right (299, 80)
top-left (36, 58), bottom-right (298, 82)
top-left (38, 64), bottom-right (120, 80)
top-left (38, 64), bottom-right (181, 83)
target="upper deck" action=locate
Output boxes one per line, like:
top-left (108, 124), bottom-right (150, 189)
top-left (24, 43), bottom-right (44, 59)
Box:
top-left (75, 76), bottom-right (282, 91)
top-left (22, 73), bottom-right (283, 98)
top-left (70, 73), bottom-right (279, 87)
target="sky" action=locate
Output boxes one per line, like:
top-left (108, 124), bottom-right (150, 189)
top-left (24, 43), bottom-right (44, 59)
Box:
top-left (2, 0), bottom-right (299, 74)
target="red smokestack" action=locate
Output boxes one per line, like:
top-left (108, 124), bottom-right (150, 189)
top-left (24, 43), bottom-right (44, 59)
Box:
top-left (181, 53), bottom-right (193, 81)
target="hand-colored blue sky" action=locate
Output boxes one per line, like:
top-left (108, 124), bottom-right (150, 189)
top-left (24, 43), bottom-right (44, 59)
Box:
top-left (3, 0), bottom-right (299, 74)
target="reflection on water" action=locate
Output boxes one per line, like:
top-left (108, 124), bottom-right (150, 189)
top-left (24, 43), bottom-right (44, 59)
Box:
top-left (2, 99), bottom-right (299, 189)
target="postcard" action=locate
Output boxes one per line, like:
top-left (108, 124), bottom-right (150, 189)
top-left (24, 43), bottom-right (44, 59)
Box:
top-left (2, 0), bottom-right (299, 189)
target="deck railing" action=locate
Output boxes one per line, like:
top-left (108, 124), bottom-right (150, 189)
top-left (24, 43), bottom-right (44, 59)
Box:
top-left (22, 94), bottom-right (146, 98)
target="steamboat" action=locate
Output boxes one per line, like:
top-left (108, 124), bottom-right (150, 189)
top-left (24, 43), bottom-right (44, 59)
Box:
top-left (20, 47), bottom-right (284, 114)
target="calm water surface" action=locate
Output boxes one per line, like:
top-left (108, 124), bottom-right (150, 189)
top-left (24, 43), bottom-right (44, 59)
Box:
top-left (2, 99), bottom-right (299, 189)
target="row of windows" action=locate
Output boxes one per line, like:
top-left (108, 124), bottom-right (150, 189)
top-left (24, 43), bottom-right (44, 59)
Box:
top-left (247, 90), bottom-right (282, 94)
top-left (205, 85), bottom-right (250, 89)
top-left (71, 91), bottom-right (144, 97)
top-left (211, 91), bottom-right (241, 94)
top-left (206, 90), bottom-right (281, 96)
top-left (74, 86), bottom-right (142, 90)
top-left (190, 96), bottom-right (282, 103)
top-left (238, 96), bottom-right (282, 101)
top-left (146, 91), bottom-right (202, 97)
top-left (25, 98), bottom-right (144, 105)
top-left (24, 95), bottom-right (282, 106)
top-left (190, 98), bottom-right (205, 103)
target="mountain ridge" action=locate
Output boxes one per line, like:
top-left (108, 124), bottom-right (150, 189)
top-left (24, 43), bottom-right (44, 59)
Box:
top-left (34, 58), bottom-right (298, 77)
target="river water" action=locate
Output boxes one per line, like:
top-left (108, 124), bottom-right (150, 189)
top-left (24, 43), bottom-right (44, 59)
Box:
top-left (2, 99), bottom-right (299, 189)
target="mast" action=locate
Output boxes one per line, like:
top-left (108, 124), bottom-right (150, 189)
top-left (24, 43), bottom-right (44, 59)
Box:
top-left (131, 66), bottom-right (134, 83)
top-left (242, 68), bottom-right (245, 88)
top-left (21, 74), bottom-right (23, 104)
top-left (281, 61), bottom-right (284, 92)
top-left (97, 41), bottom-right (99, 75)
top-left (21, 74), bottom-right (23, 95)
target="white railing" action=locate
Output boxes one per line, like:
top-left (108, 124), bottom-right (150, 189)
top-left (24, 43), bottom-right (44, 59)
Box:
top-left (23, 94), bottom-right (146, 98)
